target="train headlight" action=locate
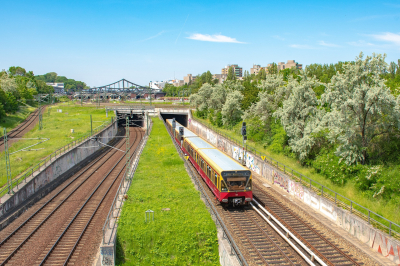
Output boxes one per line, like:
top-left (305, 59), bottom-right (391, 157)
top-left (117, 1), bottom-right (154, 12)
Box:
top-left (245, 198), bottom-right (252, 202)
top-left (222, 199), bottom-right (228, 203)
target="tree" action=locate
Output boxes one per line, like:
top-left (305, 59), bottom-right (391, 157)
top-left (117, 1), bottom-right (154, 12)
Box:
top-left (221, 90), bottom-right (243, 127)
top-left (274, 74), bottom-right (323, 161)
top-left (243, 74), bottom-right (286, 124)
top-left (227, 66), bottom-right (236, 81)
top-left (0, 102), bottom-right (5, 121)
top-left (205, 71), bottom-right (213, 84)
top-left (189, 83), bottom-right (214, 111)
top-left (257, 68), bottom-right (267, 80)
top-left (44, 72), bottom-right (58, 83)
top-left (321, 52), bottom-right (399, 165)
top-left (208, 84), bottom-right (226, 111)
top-left (8, 66), bottom-right (26, 76)
top-left (224, 80), bottom-right (244, 92)
top-left (267, 63), bottom-right (278, 75)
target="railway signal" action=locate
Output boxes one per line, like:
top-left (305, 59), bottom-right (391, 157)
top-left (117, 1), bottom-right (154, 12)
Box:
top-left (241, 122), bottom-right (247, 166)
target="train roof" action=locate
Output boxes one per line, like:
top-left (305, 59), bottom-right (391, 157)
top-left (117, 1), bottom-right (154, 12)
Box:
top-left (185, 136), bottom-right (214, 149)
top-left (167, 119), bottom-right (249, 173)
top-left (197, 145), bottom-right (248, 173)
top-left (166, 119), bottom-right (197, 137)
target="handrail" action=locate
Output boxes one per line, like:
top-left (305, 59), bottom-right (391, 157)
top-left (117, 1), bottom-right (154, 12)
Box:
top-left (190, 112), bottom-right (400, 240)
top-left (0, 118), bottom-right (116, 200)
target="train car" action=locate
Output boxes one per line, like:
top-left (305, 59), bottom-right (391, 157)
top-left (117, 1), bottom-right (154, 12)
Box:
top-left (166, 119), bottom-right (252, 206)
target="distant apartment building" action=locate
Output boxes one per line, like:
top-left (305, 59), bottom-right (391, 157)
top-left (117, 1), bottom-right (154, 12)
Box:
top-left (213, 74), bottom-right (228, 84)
top-left (172, 79), bottom-right (185, 87)
top-left (221, 64), bottom-right (243, 78)
top-left (250, 64), bottom-right (269, 75)
top-left (276, 60), bottom-right (303, 71)
top-left (250, 64), bottom-right (261, 75)
top-left (184, 74), bottom-right (196, 85)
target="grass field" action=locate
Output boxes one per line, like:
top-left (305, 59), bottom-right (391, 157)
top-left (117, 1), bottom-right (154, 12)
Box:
top-left (116, 118), bottom-right (219, 266)
top-left (0, 103), bottom-right (114, 189)
top-left (193, 115), bottom-right (400, 227)
top-left (0, 105), bottom-right (37, 137)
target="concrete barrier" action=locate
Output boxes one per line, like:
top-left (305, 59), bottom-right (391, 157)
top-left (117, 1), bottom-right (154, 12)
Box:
top-left (188, 114), bottom-right (400, 265)
top-left (0, 121), bottom-right (118, 228)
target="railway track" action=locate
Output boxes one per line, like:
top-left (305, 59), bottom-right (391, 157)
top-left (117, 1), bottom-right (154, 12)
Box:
top-left (170, 138), bottom-right (369, 265)
top-left (252, 184), bottom-right (361, 266)
top-left (224, 208), bottom-right (307, 265)
top-left (173, 140), bottom-right (311, 265)
top-left (0, 126), bottom-right (144, 266)
top-left (0, 107), bottom-right (44, 152)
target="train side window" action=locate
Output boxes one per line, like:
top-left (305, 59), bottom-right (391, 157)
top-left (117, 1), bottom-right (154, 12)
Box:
top-left (215, 173), bottom-right (218, 185)
top-left (221, 180), bottom-right (228, 192)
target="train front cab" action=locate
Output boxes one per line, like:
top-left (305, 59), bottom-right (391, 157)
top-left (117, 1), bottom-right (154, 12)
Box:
top-left (220, 170), bottom-right (252, 206)
top-left (183, 137), bottom-right (253, 206)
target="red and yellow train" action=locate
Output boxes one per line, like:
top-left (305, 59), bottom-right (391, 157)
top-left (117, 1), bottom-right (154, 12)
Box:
top-left (166, 119), bottom-right (252, 206)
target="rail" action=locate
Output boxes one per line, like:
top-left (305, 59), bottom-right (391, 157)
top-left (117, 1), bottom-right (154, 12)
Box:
top-left (162, 115), bottom-right (248, 266)
top-left (0, 117), bottom-right (116, 199)
top-left (190, 112), bottom-right (400, 240)
top-left (102, 118), bottom-right (153, 244)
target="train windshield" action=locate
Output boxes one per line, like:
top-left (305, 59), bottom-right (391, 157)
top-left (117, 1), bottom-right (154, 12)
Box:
top-left (226, 177), bottom-right (246, 191)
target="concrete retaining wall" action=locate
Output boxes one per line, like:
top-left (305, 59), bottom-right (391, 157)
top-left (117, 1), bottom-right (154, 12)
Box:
top-left (188, 116), bottom-right (400, 265)
top-left (0, 122), bottom-right (118, 226)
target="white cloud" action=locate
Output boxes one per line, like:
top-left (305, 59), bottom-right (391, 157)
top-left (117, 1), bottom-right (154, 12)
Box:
top-left (186, 33), bottom-right (245, 43)
top-left (318, 40), bottom-right (340, 47)
top-left (289, 44), bottom-right (314, 49)
top-left (348, 40), bottom-right (375, 47)
top-left (371, 32), bottom-right (400, 46)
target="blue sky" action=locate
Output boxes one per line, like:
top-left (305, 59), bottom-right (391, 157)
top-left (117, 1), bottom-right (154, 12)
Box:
top-left (1, 0), bottom-right (399, 87)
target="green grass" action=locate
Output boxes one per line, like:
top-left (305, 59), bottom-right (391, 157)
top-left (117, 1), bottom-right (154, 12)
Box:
top-left (0, 103), bottom-right (115, 189)
top-left (0, 105), bottom-right (37, 137)
top-left (193, 115), bottom-right (400, 228)
top-left (116, 118), bottom-right (219, 266)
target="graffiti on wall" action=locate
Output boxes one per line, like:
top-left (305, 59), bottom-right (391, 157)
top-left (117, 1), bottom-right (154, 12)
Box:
top-left (370, 230), bottom-right (400, 263)
top-left (273, 171), bottom-right (289, 193)
top-left (217, 138), bottom-right (227, 153)
top-left (246, 153), bottom-right (260, 174)
top-left (207, 130), bottom-right (217, 145)
top-left (289, 180), bottom-right (304, 201)
top-left (262, 163), bottom-right (273, 183)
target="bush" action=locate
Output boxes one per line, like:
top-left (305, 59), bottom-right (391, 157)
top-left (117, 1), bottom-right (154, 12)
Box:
top-left (312, 148), bottom-right (362, 185)
top-left (0, 103), bottom-right (5, 121)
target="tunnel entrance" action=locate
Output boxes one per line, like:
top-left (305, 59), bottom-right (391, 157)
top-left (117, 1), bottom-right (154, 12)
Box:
top-left (116, 112), bottom-right (144, 127)
top-left (160, 113), bottom-right (188, 127)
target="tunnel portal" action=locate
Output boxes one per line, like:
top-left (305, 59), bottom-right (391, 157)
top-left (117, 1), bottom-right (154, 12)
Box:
top-left (116, 111), bottom-right (144, 127)
top-left (160, 113), bottom-right (188, 127)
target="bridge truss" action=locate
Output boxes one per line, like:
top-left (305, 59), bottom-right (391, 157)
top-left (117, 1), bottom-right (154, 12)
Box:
top-left (77, 79), bottom-right (158, 101)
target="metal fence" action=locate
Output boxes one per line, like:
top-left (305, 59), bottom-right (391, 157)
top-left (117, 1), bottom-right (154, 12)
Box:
top-left (0, 118), bottom-right (116, 199)
top-left (191, 113), bottom-right (400, 240)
